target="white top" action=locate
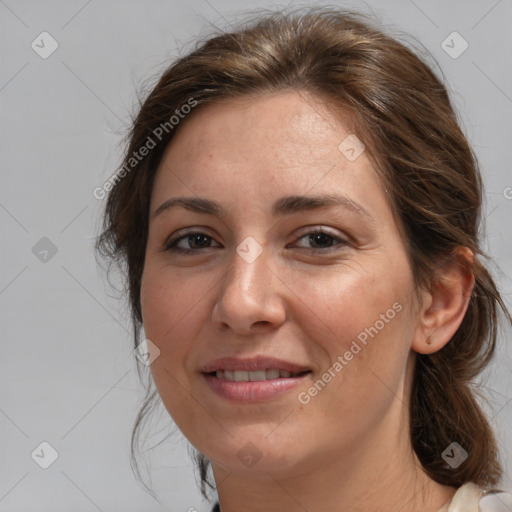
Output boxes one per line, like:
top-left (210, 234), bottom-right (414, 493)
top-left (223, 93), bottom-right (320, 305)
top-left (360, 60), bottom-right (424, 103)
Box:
top-left (435, 482), bottom-right (512, 512)
top-left (210, 482), bottom-right (512, 511)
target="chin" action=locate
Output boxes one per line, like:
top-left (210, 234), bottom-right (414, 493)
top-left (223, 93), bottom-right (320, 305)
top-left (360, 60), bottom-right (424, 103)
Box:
top-left (202, 431), bottom-right (306, 476)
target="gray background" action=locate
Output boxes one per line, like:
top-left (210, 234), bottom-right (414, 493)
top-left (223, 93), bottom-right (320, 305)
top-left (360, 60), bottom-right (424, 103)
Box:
top-left (1, 0), bottom-right (511, 510)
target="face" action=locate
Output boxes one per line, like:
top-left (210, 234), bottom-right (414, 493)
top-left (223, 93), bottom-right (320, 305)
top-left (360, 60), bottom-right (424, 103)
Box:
top-left (140, 90), bottom-right (421, 478)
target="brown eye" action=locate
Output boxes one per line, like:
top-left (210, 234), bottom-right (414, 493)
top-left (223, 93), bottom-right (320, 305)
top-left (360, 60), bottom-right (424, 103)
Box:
top-left (292, 230), bottom-right (348, 253)
top-left (162, 231), bottom-right (220, 253)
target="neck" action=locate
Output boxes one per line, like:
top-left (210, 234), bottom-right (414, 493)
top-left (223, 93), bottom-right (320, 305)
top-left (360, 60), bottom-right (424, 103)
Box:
top-left (210, 401), bottom-right (456, 512)
top-left (211, 447), bottom-right (455, 512)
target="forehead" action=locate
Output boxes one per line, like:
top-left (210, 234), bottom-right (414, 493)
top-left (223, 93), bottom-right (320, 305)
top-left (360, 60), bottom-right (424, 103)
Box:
top-left (165, 90), bottom-right (359, 163)
top-left (153, 90), bottom-right (381, 196)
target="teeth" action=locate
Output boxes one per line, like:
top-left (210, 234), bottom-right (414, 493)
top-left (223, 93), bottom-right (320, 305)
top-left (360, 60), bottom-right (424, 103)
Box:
top-left (214, 369), bottom-right (304, 381)
top-left (266, 369), bottom-right (280, 379)
top-left (233, 370), bottom-right (249, 382)
top-left (249, 370), bottom-right (266, 381)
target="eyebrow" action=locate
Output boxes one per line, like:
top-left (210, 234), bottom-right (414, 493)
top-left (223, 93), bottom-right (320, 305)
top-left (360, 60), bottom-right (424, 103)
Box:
top-left (152, 194), bottom-right (375, 223)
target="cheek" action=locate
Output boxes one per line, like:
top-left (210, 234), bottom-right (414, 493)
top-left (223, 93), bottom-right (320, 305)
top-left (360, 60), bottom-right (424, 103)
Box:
top-left (140, 269), bottom-right (198, 374)
top-left (285, 263), bottom-right (401, 347)
top-left (141, 264), bottom-right (211, 338)
top-left (140, 269), bottom-right (208, 432)
top-left (290, 260), bottom-right (413, 404)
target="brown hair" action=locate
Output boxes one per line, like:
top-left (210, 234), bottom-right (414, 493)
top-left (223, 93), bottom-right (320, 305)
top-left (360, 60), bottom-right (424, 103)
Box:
top-left (95, 5), bottom-right (511, 501)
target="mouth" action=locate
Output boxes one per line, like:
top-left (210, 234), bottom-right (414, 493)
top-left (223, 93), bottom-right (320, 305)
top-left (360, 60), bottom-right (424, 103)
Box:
top-left (206, 369), bottom-right (312, 382)
top-left (200, 356), bottom-right (313, 400)
top-left (202, 368), bottom-right (312, 402)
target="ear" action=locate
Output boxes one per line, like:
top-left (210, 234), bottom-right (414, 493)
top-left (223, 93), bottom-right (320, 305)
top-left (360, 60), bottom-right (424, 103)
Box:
top-left (411, 247), bottom-right (475, 355)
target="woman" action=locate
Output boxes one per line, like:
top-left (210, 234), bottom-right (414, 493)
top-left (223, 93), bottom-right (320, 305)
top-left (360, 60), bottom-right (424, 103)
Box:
top-left (96, 7), bottom-right (512, 511)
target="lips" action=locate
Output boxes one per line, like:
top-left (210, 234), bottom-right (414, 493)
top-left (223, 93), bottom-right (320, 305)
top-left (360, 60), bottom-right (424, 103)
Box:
top-left (214, 369), bottom-right (309, 382)
top-left (200, 356), bottom-right (312, 400)
top-left (200, 356), bottom-right (312, 375)
top-left (202, 370), bottom-right (311, 401)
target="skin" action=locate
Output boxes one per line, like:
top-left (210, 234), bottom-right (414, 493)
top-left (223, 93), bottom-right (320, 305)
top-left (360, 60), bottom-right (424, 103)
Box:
top-left (140, 90), bottom-right (475, 512)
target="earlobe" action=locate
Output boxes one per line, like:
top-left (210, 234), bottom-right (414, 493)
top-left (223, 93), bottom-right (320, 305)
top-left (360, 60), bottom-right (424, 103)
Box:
top-left (411, 247), bottom-right (475, 355)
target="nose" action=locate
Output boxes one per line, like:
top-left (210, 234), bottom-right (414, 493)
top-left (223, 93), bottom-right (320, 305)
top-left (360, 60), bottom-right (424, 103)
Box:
top-left (211, 242), bottom-right (287, 335)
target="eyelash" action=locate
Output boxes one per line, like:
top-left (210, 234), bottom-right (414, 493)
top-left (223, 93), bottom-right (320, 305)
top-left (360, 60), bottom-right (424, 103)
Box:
top-left (161, 229), bottom-right (349, 255)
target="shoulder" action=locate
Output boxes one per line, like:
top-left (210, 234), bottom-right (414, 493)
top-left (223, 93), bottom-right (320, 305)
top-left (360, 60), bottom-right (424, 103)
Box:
top-left (447, 482), bottom-right (512, 512)
top-left (211, 486), bottom-right (512, 512)
top-left (479, 487), bottom-right (512, 511)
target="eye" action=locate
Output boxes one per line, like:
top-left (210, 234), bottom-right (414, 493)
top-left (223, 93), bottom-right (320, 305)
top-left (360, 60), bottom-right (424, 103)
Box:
top-left (161, 228), bottom-right (348, 255)
top-left (292, 229), bottom-right (348, 253)
top-left (161, 231), bottom-right (219, 253)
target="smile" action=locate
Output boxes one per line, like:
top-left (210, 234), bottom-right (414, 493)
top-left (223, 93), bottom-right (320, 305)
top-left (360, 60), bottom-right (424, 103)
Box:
top-left (211, 369), bottom-right (311, 382)
top-left (202, 370), bottom-right (312, 401)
